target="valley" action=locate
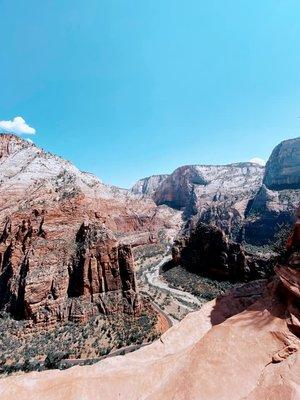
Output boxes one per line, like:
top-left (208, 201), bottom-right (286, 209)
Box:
top-left (0, 133), bottom-right (299, 400)
top-left (3, 2), bottom-right (300, 397)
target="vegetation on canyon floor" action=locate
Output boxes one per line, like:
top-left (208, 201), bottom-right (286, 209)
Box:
top-left (161, 265), bottom-right (239, 301)
top-left (0, 308), bottom-right (159, 375)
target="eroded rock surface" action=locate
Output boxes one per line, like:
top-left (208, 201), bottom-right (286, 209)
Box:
top-left (131, 174), bottom-right (169, 196)
top-left (153, 163), bottom-right (264, 220)
top-left (164, 138), bottom-right (300, 280)
top-left (172, 221), bottom-right (272, 281)
top-left (0, 209), bottom-right (141, 326)
top-left (0, 134), bottom-right (182, 245)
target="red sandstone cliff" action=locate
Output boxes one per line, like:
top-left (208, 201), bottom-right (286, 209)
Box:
top-left (0, 209), bottom-right (141, 326)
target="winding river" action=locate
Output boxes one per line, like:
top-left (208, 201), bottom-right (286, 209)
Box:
top-left (140, 256), bottom-right (202, 314)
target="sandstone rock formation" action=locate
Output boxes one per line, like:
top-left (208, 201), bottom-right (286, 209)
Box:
top-left (1, 209), bottom-right (299, 399)
top-left (132, 137), bottom-right (299, 280)
top-left (0, 209), bottom-right (141, 326)
top-left (136, 163), bottom-right (264, 222)
top-left (0, 134), bottom-right (182, 325)
top-left (172, 221), bottom-right (272, 281)
top-left (0, 134), bottom-right (182, 244)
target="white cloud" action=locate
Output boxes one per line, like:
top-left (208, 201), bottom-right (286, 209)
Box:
top-left (0, 116), bottom-right (36, 135)
top-left (26, 138), bottom-right (34, 144)
top-left (250, 157), bottom-right (266, 166)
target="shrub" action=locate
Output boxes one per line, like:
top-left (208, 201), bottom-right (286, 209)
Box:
top-left (44, 351), bottom-right (69, 370)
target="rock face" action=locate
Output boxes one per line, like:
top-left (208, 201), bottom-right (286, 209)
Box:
top-left (0, 209), bottom-right (141, 326)
top-left (131, 174), bottom-right (168, 196)
top-left (153, 163), bottom-right (264, 218)
top-left (1, 211), bottom-right (299, 399)
top-left (156, 138), bottom-right (300, 280)
top-left (0, 134), bottom-right (182, 242)
top-left (172, 221), bottom-right (272, 281)
top-left (0, 134), bottom-right (182, 325)
top-left (243, 137), bottom-right (300, 246)
top-left (132, 163), bottom-right (266, 243)
top-left (264, 137), bottom-right (300, 190)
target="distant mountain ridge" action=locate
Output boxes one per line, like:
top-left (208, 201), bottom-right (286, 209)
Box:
top-left (169, 137), bottom-right (300, 281)
top-left (132, 137), bottom-right (300, 244)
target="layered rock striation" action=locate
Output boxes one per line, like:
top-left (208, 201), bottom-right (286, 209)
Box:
top-left (131, 174), bottom-right (169, 196)
top-left (134, 138), bottom-right (300, 257)
top-left (0, 134), bottom-right (182, 245)
top-left (0, 134), bottom-right (182, 325)
top-left (0, 209), bottom-right (141, 326)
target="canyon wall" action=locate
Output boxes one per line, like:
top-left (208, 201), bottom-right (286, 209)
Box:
top-left (0, 209), bottom-right (141, 327)
top-left (136, 137), bottom-right (299, 280)
top-left (0, 134), bottom-right (182, 325)
top-left (134, 137), bottom-right (300, 251)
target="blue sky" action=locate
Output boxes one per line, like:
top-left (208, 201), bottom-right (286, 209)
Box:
top-left (0, 1), bottom-right (300, 187)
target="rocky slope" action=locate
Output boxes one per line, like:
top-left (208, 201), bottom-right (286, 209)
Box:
top-left (1, 208), bottom-right (299, 400)
top-left (0, 134), bottom-right (182, 243)
top-left (153, 163), bottom-right (265, 219)
top-left (0, 134), bottom-right (182, 326)
top-left (0, 211), bottom-right (141, 327)
top-left (132, 163), bottom-right (264, 222)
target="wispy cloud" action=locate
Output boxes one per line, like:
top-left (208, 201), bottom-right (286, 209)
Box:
top-left (0, 116), bottom-right (36, 135)
top-left (250, 157), bottom-right (266, 166)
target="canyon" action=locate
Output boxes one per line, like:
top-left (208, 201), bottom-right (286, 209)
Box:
top-left (0, 133), bottom-right (299, 399)
top-left (1, 207), bottom-right (299, 399)
top-left (1, 134), bottom-right (298, 326)
top-left (134, 137), bottom-right (300, 281)
top-left (0, 134), bottom-right (182, 327)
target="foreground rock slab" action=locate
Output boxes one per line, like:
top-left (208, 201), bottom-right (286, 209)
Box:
top-left (0, 275), bottom-right (299, 400)
top-left (2, 208), bottom-right (300, 399)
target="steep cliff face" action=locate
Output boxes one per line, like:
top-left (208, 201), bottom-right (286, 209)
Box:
top-left (152, 163), bottom-right (264, 219)
top-left (244, 137), bottom-right (300, 246)
top-left (131, 174), bottom-right (169, 196)
top-left (0, 209), bottom-right (141, 326)
top-left (264, 137), bottom-right (300, 190)
top-left (172, 221), bottom-right (272, 281)
top-left (1, 210), bottom-right (299, 400)
top-left (134, 137), bottom-right (299, 253)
